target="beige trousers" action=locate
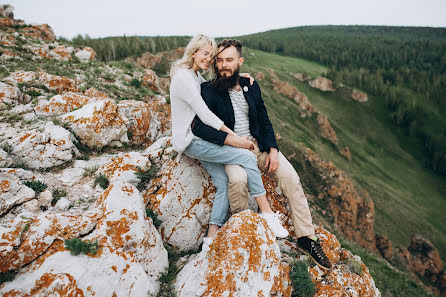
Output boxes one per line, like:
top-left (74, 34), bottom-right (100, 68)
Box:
top-left (225, 145), bottom-right (315, 238)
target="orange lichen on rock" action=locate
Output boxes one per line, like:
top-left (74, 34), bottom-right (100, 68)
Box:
top-left (34, 92), bottom-right (90, 116)
top-left (117, 100), bottom-right (152, 146)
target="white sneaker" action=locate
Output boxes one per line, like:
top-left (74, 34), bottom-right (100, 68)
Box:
top-left (261, 212), bottom-right (289, 238)
top-left (202, 237), bottom-right (213, 252)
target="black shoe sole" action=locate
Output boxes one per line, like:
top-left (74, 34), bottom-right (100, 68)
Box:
top-left (297, 246), bottom-right (332, 271)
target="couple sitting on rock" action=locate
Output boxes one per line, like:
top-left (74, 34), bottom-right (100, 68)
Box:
top-left (169, 35), bottom-right (332, 270)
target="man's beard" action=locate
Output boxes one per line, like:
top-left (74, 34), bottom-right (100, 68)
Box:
top-left (212, 66), bottom-right (240, 93)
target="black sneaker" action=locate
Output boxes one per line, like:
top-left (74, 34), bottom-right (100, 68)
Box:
top-left (297, 236), bottom-right (332, 270)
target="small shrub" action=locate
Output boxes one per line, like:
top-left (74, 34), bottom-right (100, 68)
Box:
top-left (64, 238), bottom-right (99, 256)
top-left (1, 143), bottom-right (12, 154)
top-left (346, 256), bottom-right (364, 276)
top-left (130, 78), bottom-right (141, 88)
top-left (0, 270), bottom-right (17, 285)
top-left (24, 180), bottom-right (47, 194)
top-left (94, 174), bottom-right (109, 189)
top-left (51, 188), bottom-right (68, 206)
top-left (290, 261), bottom-right (315, 297)
top-left (146, 207), bottom-right (162, 228)
top-left (83, 165), bottom-right (99, 177)
top-left (26, 90), bottom-right (41, 97)
top-left (136, 164), bottom-right (159, 191)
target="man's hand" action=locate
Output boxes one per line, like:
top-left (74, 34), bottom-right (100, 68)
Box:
top-left (265, 148), bottom-right (279, 174)
top-left (225, 135), bottom-right (255, 150)
top-left (240, 73), bottom-right (255, 85)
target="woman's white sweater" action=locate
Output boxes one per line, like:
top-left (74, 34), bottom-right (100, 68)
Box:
top-left (170, 67), bottom-right (223, 152)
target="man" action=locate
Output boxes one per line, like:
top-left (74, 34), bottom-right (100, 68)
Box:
top-left (192, 39), bottom-right (332, 270)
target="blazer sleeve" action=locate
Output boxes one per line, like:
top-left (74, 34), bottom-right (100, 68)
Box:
top-left (191, 84), bottom-right (228, 146)
top-left (254, 82), bottom-right (279, 151)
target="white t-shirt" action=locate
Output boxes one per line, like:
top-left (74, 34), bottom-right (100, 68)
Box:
top-left (229, 88), bottom-right (251, 137)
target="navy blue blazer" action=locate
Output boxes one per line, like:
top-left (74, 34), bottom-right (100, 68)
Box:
top-left (191, 77), bottom-right (278, 153)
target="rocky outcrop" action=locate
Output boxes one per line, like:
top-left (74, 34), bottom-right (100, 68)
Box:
top-left (375, 234), bottom-right (393, 260)
top-left (316, 113), bottom-right (339, 144)
top-left (58, 98), bottom-right (129, 149)
top-left (0, 181), bottom-right (168, 296)
top-left (0, 171), bottom-right (35, 215)
top-left (0, 81), bottom-right (28, 109)
top-left (0, 4), bottom-right (14, 19)
top-left (351, 89), bottom-right (368, 102)
top-left (5, 122), bottom-right (80, 169)
top-left (309, 77), bottom-right (336, 92)
top-left (34, 92), bottom-right (91, 116)
top-left (271, 78), bottom-right (316, 117)
top-left (339, 146), bottom-right (352, 161)
top-left (129, 47), bottom-right (185, 71)
top-left (300, 144), bottom-right (376, 249)
top-left (175, 210), bottom-right (292, 297)
top-left (4, 70), bottom-right (78, 94)
top-left (117, 100), bottom-right (153, 146)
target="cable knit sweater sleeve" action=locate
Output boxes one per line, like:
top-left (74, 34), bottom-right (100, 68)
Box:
top-left (173, 69), bottom-right (223, 131)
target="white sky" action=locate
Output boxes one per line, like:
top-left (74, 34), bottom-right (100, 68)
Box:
top-left (3, 0), bottom-right (446, 39)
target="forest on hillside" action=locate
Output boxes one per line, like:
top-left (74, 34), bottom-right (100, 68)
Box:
top-left (237, 26), bottom-right (446, 176)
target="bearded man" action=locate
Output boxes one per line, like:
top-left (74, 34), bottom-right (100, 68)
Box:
top-left (192, 39), bottom-right (332, 270)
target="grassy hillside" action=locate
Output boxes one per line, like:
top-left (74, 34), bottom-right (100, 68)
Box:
top-left (239, 48), bottom-right (444, 296)
top-left (240, 47), bottom-right (446, 260)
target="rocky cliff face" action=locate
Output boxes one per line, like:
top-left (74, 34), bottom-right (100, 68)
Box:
top-left (0, 6), bottom-right (386, 296)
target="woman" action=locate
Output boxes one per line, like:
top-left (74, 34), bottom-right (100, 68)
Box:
top-left (169, 35), bottom-right (287, 251)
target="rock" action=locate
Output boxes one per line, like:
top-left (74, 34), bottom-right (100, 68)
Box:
top-left (58, 167), bottom-right (85, 186)
top-left (159, 77), bottom-right (171, 92)
top-left (175, 210), bottom-right (292, 297)
top-left (0, 81), bottom-right (26, 108)
top-left (22, 112), bottom-right (37, 121)
top-left (58, 98), bottom-right (129, 149)
top-left (37, 189), bottom-right (53, 207)
top-left (144, 140), bottom-right (215, 251)
top-left (4, 70), bottom-right (78, 94)
top-left (375, 234), bottom-right (393, 260)
top-left (145, 95), bottom-right (171, 142)
top-left (6, 122), bottom-right (79, 169)
top-left (351, 89), bottom-right (368, 102)
top-left (131, 51), bottom-right (162, 69)
top-left (98, 152), bottom-right (151, 187)
top-left (0, 168), bottom-right (36, 182)
top-left (10, 103), bottom-right (33, 114)
top-left (0, 148), bottom-right (14, 167)
top-left (0, 4), bottom-right (14, 18)
top-left (34, 92), bottom-right (91, 116)
top-left (339, 146), bottom-right (352, 160)
top-left (23, 199), bottom-right (39, 212)
top-left (292, 72), bottom-right (306, 81)
top-left (402, 234), bottom-right (444, 276)
top-left (270, 78), bottom-right (316, 117)
top-left (141, 69), bottom-right (161, 93)
top-left (83, 87), bottom-right (107, 98)
top-left (309, 77), bottom-right (336, 92)
top-left (316, 113), bottom-right (339, 144)
top-left (21, 24), bottom-right (56, 41)
top-left (74, 47), bottom-right (96, 62)
top-left (254, 72), bottom-right (265, 81)
top-left (117, 100), bottom-right (153, 146)
top-left (0, 181), bottom-right (168, 296)
top-left (0, 171), bottom-right (35, 215)
top-left (55, 197), bottom-right (70, 210)
top-left (300, 144), bottom-right (376, 249)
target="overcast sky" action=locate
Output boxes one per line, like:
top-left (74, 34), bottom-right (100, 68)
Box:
top-left (3, 0), bottom-right (446, 39)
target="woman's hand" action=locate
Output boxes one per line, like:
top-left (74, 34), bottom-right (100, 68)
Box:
top-left (224, 135), bottom-right (255, 150)
top-left (240, 73), bottom-right (255, 85)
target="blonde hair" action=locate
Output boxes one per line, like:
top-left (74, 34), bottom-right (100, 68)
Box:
top-left (170, 34), bottom-right (217, 77)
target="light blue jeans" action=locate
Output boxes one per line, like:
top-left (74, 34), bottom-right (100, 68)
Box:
top-left (184, 138), bottom-right (266, 226)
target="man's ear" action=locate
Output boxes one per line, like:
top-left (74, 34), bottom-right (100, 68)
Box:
top-left (239, 56), bottom-right (244, 66)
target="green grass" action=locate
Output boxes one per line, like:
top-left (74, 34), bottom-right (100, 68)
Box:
top-left (24, 180), bottom-right (47, 194)
top-left (94, 174), bottom-right (109, 189)
top-left (241, 48), bottom-right (446, 264)
top-left (64, 238), bottom-right (99, 256)
top-left (51, 188), bottom-right (67, 206)
top-left (290, 261), bottom-right (315, 297)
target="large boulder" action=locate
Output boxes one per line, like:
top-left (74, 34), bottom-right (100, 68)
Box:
top-left (316, 113), bottom-right (339, 145)
top-left (0, 81), bottom-right (27, 109)
top-left (0, 171), bottom-right (35, 215)
top-left (309, 77), bottom-right (336, 92)
top-left (21, 24), bottom-right (56, 41)
top-left (34, 92), bottom-right (91, 116)
top-left (117, 100), bottom-right (153, 146)
top-left (58, 98), bottom-right (129, 149)
top-left (351, 89), bottom-right (368, 102)
top-left (175, 210), bottom-right (292, 297)
top-left (74, 47), bottom-right (96, 62)
top-left (6, 122), bottom-right (79, 169)
top-left (0, 181), bottom-right (168, 296)
top-left (4, 70), bottom-right (78, 94)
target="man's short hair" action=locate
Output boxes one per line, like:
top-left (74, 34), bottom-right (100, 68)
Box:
top-left (217, 39), bottom-right (242, 57)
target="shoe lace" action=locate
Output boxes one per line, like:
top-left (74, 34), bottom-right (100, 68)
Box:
top-left (311, 240), bottom-right (328, 260)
